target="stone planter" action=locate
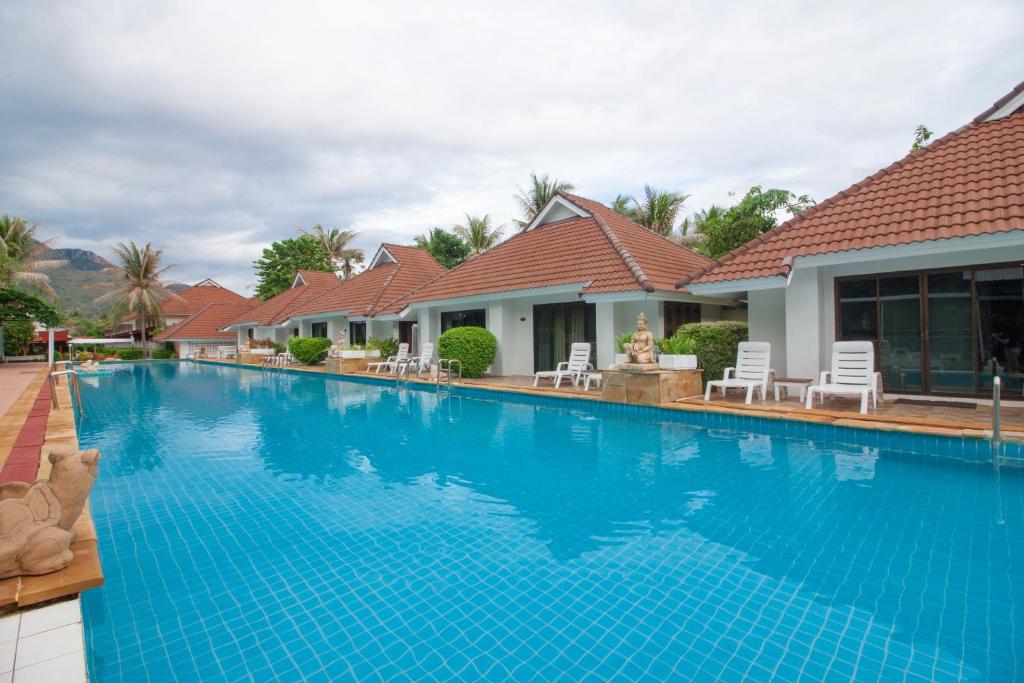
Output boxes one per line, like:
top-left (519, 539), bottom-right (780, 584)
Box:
top-left (659, 354), bottom-right (698, 370)
top-left (613, 353), bottom-right (629, 367)
top-left (340, 350), bottom-right (381, 359)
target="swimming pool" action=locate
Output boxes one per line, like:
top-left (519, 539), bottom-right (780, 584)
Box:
top-left (78, 362), bottom-right (1023, 681)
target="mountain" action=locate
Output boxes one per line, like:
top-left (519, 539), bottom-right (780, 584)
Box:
top-left (39, 247), bottom-right (122, 317)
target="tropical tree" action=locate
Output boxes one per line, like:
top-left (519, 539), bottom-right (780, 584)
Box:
top-left (453, 214), bottom-right (502, 256)
top-left (0, 215), bottom-right (64, 298)
top-left (299, 224), bottom-right (364, 279)
top-left (690, 187), bottom-right (814, 259)
top-left (253, 235), bottom-right (334, 299)
top-left (613, 186), bottom-right (690, 236)
top-left (94, 242), bottom-right (183, 356)
top-left (513, 172), bottom-right (575, 229)
top-left (413, 228), bottom-right (470, 269)
top-left (910, 124), bottom-right (934, 153)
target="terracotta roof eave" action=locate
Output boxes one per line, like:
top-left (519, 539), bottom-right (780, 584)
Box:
top-left (974, 80), bottom-right (1024, 123)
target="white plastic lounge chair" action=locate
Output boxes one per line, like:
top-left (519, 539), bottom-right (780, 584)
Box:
top-left (399, 343), bottom-right (435, 377)
top-left (704, 341), bottom-right (773, 404)
top-left (583, 372), bottom-right (602, 391)
top-left (366, 343), bottom-right (409, 374)
top-left (533, 343), bottom-right (594, 388)
top-left (806, 341), bottom-right (878, 414)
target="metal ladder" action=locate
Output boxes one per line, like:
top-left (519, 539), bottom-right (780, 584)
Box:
top-left (992, 376), bottom-right (1002, 461)
top-left (49, 368), bottom-right (85, 418)
top-left (436, 359), bottom-right (462, 392)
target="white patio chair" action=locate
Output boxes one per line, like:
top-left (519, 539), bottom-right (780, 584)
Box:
top-left (583, 372), bottom-right (602, 391)
top-left (366, 343), bottom-right (409, 374)
top-left (399, 342), bottom-right (435, 377)
top-left (805, 341), bottom-right (878, 414)
top-left (704, 342), bottom-right (773, 404)
top-left (533, 343), bottom-right (594, 388)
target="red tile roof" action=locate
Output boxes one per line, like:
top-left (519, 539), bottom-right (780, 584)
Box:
top-left (155, 302), bottom-right (257, 341)
top-left (680, 112), bottom-right (1024, 286)
top-left (224, 270), bottom-right (340, 327)
top-left (975, 80), bottom-right (1024, 123)
top-left (29, 330), bottom-right (69, 344)
top-left (292, 245), bottom-right (445, 318)
top-left (403, 193), bottom-right (711, 304)
top-left (120, 279), bottom-right (247, 323)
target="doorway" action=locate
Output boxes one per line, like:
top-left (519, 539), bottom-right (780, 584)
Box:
top-left (533, 302), bottom-right (596, 372)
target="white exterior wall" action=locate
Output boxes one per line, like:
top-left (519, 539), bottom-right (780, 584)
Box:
top-left (745, 238), bottom-right (1024, 382)
top-left (747, 289), bottom-right (787, 377)
top-left (784, 266), bottom-right (825, 379)
top-left (411, 293), bottom-right (733, 376)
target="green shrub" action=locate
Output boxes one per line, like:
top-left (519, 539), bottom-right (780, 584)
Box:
top-left (151, 349), bottom-right (176, 359)
top-left (115, 348), bottom-right (144, 360)
top-left (679, 321), bottom-right (748, 384)
top-left (366, 337), bottom-right (399, 358)
top-left (288, 336), bottom-right (332, 365)
top-left (437, 326), bottom-right (497, 378)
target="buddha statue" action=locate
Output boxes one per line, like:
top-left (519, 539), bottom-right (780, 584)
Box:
top-left (627, 313), bottom-right (655, 365)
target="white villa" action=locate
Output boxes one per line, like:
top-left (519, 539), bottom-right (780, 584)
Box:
top-left (396, 192), bottom-right (742, 375)
top-left (679, 81), bottom-right (1024, 397)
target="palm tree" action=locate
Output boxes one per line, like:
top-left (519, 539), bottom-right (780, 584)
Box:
top-left (611, 194), bottom-right (638, 222)
top-left (94, 242), bottom-right (182, 356)
top-left (513, 172), bottom-right (574, 229)
top-left (617, 186), bottom-right (690, 237)
top-left (299, 224), bottom-right (364, 279)
top-left (453, 214), bottom-right (502, 256)
top-left (0, 215), bottom-right (64, 298)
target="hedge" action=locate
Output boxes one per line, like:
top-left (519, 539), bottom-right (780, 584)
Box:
top-left (115, 348), bottom-right (145, 360)
top-left (288, 336), bottom-right (332, 365)
top-left (678, 321), bottom-right (748, 385)
top-left (437, 326), bottom-right (497, 378)
top-left (151, 349), bottom-right (176, 359)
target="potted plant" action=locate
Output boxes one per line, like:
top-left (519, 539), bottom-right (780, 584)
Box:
top-left (341, 343), bottom-right (370, 359)
top-left (657, 335), bottom-right (698, 370)
top-left (614, 332), bottom-right (632, 366)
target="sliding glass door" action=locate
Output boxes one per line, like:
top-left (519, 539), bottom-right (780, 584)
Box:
top-left (533, 302), bottom-right (596, 372)
top-left (925, 272), bottom-right (973, 393)
top-left (975, 267), bottom-right (1024, 393)
top-left (837, 263), bottom-right (1024, 396)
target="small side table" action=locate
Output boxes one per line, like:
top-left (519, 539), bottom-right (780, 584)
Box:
top-left (774, 377), bottom-right (813, 403)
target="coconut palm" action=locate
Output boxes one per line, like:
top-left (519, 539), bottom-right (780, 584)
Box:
top-left (454, 214), bottom-right (502, 256)
top-left (94, 242), bottom-right (182, 356)
top-left (611, 194), bottom-right (638, 222)
top-left (513, 172), bottom-right (575, 229)
top-left (617, 186), bottom-right (690, 237)
top-left (299, 224), bottom-right (364, 279)
top-left (0, 215), bottom-right (65, 298)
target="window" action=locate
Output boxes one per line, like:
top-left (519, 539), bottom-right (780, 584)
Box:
top-left (311, 322), bottom-right (328, 338)
top-left (664, 302), bottom-right (700, 337)
top-left (441, 309), bottom-right (485, 332)
top-left (836, 262), bottom-right (1024, 395)
top-left (247, 328), bottom-right (254, 340)
top-left (349, 321), bottom-right (366, 346)
top-left (292, 328), bottom-right (299, 337)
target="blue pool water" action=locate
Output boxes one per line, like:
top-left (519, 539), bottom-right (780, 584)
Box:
top-left (77, 362), bottom-right (1023, 681)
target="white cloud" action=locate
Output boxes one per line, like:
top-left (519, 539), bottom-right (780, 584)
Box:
top-left (0, 0), bottom-right (1021, 293)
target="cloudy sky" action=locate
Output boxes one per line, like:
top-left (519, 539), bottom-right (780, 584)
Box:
top-left (1, 1), bottom-right (1021, 294)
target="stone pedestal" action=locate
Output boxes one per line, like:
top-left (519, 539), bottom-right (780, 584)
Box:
top-left (602, 368), bottom-right (703, 405)
top-left (325, 357), bottom-right (373, 374)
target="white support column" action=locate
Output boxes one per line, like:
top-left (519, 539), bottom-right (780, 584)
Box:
top-left (298, 319), bottom-right (312, 337)
top-left (784, 267), bottom-right (823, 379)
top-left (47, 327), bottom-right (54, 367)
top-left (595, 301), bottom-right (615, 370)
